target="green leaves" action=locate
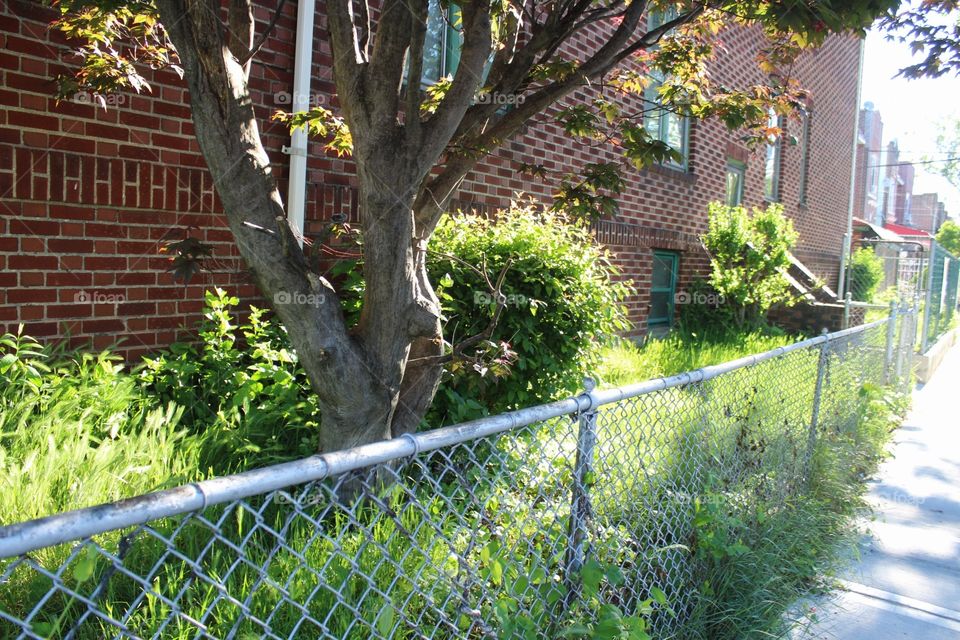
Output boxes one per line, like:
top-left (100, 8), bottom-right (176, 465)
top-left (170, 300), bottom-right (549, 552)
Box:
top-left (274, 107), bottom-right (353, 157)
top-left (73, 545), bottom-right (99, 584)
top-left (52, 1), bottom-right (178, 102)
top-left (702, 202), bottom-right (798, 327)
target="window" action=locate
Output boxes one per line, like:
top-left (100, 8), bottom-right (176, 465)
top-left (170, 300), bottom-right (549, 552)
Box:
top-left (725, 160), bottom-right (745, 206)
top-left (642, 9), bottom-right (688, 169)
top-left (798, 111), bottom-right (812, 205)
top-left (648, 251), bottom-right (679, 329)
top-left (644, 75), bottom-right (690, 169)
top-left (417, 0), bottom-right (462, 86)
top-left (763, 109), bottom-right (782, 201)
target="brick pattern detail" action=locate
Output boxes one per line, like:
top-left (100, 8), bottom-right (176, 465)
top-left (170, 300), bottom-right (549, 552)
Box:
top-left (0, 2), bottom-right (860, 353)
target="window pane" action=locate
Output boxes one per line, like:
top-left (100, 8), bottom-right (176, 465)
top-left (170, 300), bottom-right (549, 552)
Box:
top-left (649, 291), bottom-right (671, 323)
top-left (444, 4), bottom-right (462, 77)
top-left (665, 113), bottom-right (683, 150)
top-left (764, 143), bottom-right (779, 200)
top-left (725, 167), bottom-right (743, 206)
top-left (421, 0), bottom-right (445, 84)
top-left (652, 254), bottom-right (674, 289)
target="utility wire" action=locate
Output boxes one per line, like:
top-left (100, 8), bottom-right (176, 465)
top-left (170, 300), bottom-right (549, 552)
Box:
top-left (865, 157), bottom-right (960, 169)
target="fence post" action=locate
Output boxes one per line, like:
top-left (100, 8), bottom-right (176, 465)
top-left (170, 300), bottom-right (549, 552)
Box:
top-left (921, 243), bottom-right (936, 353)
top-left (565, 377), bottom-right (598, 598)
top-left (895, 304), bottom-right (907, 385)
top-left (843, 292), bottom-right (852, 329)
top-left (884, 301), bottom-right (897, 385)
top-left (838, 231), bottom-right (850, 300)
top-left (806, 330), bottom-right (830, 480)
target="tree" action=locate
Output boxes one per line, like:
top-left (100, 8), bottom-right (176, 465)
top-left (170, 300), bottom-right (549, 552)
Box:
top-left (51, 0), bottom-right (899, 453)
top-left (921, 116), bottom-right (960, 190)
top-left (880, 0), bottom-right (960, 79)
top-left (936, 218), bottom-right (960, 255)
top-left (701, 202), bottom-right (797, 328)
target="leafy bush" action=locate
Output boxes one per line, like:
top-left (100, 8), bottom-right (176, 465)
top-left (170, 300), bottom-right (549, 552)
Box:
top-left (848, 247), bottom-right (885, 302)
top-left (137, 289), bottom-right (321, 469)
top-left (330, 200), bottom-right (631, 424)
top-left (702, 202), bottom-right (797, 328)
top-left (936, 219), bottom-right (960, 256)
top-left (426, 201), bottom-right (631, 423)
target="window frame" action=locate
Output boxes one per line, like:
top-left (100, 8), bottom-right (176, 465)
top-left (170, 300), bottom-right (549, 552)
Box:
top-left (648, 250), bottom-right (680, 329)
top-left (415, 0), bottom-right (463, 87)
top-left (643, 76), bottom-right (691, 171)
top-left (725, 159), bottom-right (746, 207)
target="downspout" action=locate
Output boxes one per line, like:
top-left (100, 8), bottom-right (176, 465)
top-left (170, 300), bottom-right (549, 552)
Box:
top-left (838, 37), bottom-right (865, 300)
top-left (283, 0), bottom-right (316, 248)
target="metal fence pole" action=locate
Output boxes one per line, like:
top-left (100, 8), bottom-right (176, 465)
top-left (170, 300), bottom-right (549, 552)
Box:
top-left (895, 304), bottom-right (907, 385)
top-left (565, 378), bottom-right (598, 596)
top-left (884, 301), bottom-right (898, 385)
top-left (837, 231), bottom-right (851, 300)
top-left (843, 292), bottom-right (852, 329)
top-left (805, 330), bottom-right (830, 480)
top-left (921, 243), bottom-right (936, 353)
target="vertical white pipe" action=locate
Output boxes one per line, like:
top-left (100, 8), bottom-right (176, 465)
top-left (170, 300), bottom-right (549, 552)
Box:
top-left (285, 0), bottom-right (316, 248)
top-left (839, 37), bottom-right (865, 300)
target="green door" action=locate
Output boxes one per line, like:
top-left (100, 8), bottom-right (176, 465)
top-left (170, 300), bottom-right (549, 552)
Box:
top-left (649, 251), bottom-right (679, 329)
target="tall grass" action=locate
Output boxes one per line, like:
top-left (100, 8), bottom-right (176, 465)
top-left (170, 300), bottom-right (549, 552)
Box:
top-left (0, 318), bottom-right (906, 640)
top-left (596, 328), bottom-right (795, 387)
top-left (0, 329), bottom-right (198, 525)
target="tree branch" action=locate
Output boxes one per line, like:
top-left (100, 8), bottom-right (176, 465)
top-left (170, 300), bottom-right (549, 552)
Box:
top-left (238, 0), bottom-right (288, 66)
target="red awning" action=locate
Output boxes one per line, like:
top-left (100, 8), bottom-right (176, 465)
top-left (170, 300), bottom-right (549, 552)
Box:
top-left (883, 222), bottom-right (933, 238)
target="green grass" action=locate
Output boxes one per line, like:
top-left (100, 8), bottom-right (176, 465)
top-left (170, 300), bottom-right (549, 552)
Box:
top-left (0, 323), bottom-right (907, 640)
top-left (596, 329), bottom-right (796, 387)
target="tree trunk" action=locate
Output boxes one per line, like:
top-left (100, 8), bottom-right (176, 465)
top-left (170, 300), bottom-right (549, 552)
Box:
top-left (156, 0), bottom-right (445, 455)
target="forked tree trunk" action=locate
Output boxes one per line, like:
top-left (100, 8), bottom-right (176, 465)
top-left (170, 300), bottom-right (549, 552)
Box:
top-left (157, 0), bottom-right (445, 455)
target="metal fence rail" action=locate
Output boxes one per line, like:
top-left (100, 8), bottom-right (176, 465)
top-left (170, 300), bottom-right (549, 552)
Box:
top-left (0, 314), bottom-right (914, 640)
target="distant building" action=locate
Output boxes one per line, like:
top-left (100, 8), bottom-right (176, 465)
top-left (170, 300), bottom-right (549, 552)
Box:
top-left (854, 102), bottom-right (885, 224)
top-left (911, 193), bottom-right (948, 234)
top-left (894, 160), bottom-right (915, 225)
top-left (880, 140), bottom-right (902, 225)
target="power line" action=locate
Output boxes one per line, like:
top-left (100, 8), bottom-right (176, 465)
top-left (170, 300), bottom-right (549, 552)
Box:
top-left (866, 157), bottom-right (960, 169)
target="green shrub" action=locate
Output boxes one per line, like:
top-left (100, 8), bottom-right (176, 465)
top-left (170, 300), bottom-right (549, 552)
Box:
top-left (137, 289), bottom-right (321, 469)
top-left (936, 219), bottom-right (960, 256)
top-left (426, 201), bottom-right (631, 423)
top-left (702, 202), bottom-right (798, 328)
top-left (848, 247), bottom-right (885, 302)
top-left (329, 199), bottom-right (631, 424)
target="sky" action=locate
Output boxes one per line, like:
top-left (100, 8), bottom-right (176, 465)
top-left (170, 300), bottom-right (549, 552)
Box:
top-left (861, 19), bottom-right (960, 218)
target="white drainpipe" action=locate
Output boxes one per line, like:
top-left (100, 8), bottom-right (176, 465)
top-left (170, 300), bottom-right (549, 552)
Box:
top-left (283, 0), bottom-right (316, 248)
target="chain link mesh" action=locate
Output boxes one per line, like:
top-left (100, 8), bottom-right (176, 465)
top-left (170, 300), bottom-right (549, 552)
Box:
top-left (0, 315), bottom-right (914, 640)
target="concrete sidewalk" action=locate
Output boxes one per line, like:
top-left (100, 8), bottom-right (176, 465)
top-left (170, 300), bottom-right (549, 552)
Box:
top-left (793, 343), bottom-right (960, 639)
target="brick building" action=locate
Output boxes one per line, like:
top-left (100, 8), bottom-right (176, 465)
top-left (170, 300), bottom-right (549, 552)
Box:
top-left (911, 192), bottom-right (948, 234)
top-left (0, 1), bottom-right (862, 356)
top-left (853, 101), bottom-right (884, 224)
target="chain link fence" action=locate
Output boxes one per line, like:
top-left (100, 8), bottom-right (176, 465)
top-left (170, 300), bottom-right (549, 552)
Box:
top-left (843, 239), bottom-right (958, 351)
top-left (920, 241), bottom-right (960, 352)
top-left (0, 313), bottom-right (914, 640)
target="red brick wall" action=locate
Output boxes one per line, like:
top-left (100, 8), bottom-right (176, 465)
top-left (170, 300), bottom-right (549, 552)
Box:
top-left (1, 1), bottom-right (861, 354)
